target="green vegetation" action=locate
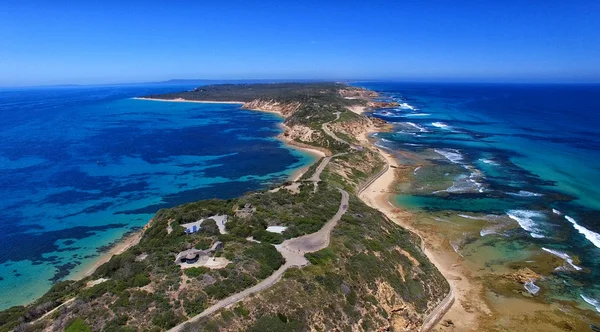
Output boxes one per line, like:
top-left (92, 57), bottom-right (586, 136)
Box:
top-left (65, 318), bottom-right (91, 332)
top-left (1, 83), bottom-right (449, 332)
top-left (192, 196), bottom-right (449, 331)
top-left (144, 83), bottom-right (356, 105)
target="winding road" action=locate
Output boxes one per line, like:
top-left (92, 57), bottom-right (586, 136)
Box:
top-left (169, 110), bottom-right (361, 331)
top-left (169, 189), bottom-right (349, 332)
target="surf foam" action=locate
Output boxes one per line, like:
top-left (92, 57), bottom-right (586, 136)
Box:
top-left (542, 247), bottom-right (582, 271)
top-left (565, 215), bottom-right (600, 249)
top-left (506, 210), bottom-right (545, 239)
top-left (581, 294), bottom-right (600, 313)
top-left (508, 190), bottom-right (543, 197)
top-left (431, 122), bottom-right (451, 130)
top-left (434, 148), bottom-right (464, 164)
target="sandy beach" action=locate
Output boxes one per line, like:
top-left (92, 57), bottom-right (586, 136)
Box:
top-left (70, 227), bottom-right (145, 281)
top-left (358, 134), bottom-right (487, 331)
top-left (133, 97), bottom-right (245, 104)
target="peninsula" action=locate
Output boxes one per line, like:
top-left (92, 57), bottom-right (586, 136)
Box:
top-left (0, 83), bottom-right (451, 332)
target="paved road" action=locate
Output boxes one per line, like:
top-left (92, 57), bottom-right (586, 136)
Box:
top-left (169, 189), bottom-right (349, 332)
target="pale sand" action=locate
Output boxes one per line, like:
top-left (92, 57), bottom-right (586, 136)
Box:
top-left (66, 102), bottom-right (321, 282)
top-left (71, 230), bottom-right (144, 281)
top-left (358, 135), bottom-right (488, 331)
top-left (133, 97), bottom-right (245, 104)
top-left (346, 105), bottom-right (367, 115)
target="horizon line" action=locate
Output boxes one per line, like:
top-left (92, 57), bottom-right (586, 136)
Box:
top-left (2, 78), bottom-right (600, 89)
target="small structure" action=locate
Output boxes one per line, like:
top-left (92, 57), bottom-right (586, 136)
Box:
top-left (266, 226), bottom-right (288, 234)
top-left (235, 204), bottom-right (256, 218)
top-left (179, 215), bottom-right (229, 234)
top-left (174, 241), bottom-right (223, 265)
top-left (181, 220), bottom-right (204, 234)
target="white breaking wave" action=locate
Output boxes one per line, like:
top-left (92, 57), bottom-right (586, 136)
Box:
top-left (434, 148), bottom-right (464, 164)
top-left (581, 294), bottom-right (600, 313)
top-left (508, 190), bottom-right (544, 197)
top-left (377, 111), bottom-right (404, 118)
top-left (506, 210), bottom-right (545, 239)
top-left (404, 113), bottom-right (430, 117)
top-left (552, 209), bottom-right (562, 215)
top-left (524, 280), bottom-right (540, 295)
top-left (436, 165), bottom-right (485, 194)
top-left (565, 215), bottom-right (600, 249)
top-left (431, 121), bottom-right (452, 130)
top-left (542, 247), bottom-right (582, 271)
top-left (413, 166), bottom-right (422, 175)
top-left (458, 214), bottom-right (501, 221)
top-left (404, 122), bottom-right (428, 132)
top-left (398, 102), bottom-right (417, 110)
top-left (480, 158), bottom-right (499, 166)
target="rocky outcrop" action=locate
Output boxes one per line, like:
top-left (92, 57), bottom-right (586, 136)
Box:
top-left (368, 101), bottom-right (399, 108)
top-left (242, 99), bottom-right (301, 117)
top-left (329, 116), bottom-right (389, 138)
top-left (506, 268), bottom-right (542, 284)
top-left (339, 87), bottom-right (379, 99)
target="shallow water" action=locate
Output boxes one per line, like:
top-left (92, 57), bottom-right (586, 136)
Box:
top-left (356, 82), bottom-right (600, 320)
top-left (0, 85), bottom-right (315, 309)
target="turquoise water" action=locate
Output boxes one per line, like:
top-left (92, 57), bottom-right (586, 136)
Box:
top-left (357, 82), bottom-right (600, 318)
top-left (0, 85), bottom-right (315, 309)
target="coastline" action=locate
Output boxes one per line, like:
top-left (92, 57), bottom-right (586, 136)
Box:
top-left (132, 97), bottom-right (245, 104)
top-left (70, 227), bottom-right (146, 281)
top-left (356, 132), bottom-right (484, 330)
top-left (66, 98), bottom-right (324, 284)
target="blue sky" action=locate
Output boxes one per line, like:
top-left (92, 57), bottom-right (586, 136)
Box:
top-left (1, 0), bottom-right (599, 86)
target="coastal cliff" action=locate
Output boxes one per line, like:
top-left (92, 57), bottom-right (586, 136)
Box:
top-left (0, 83), bottom-right (450, 332)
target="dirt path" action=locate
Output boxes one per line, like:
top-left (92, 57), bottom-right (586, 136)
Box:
top-left (168, 189), bottom-right (349, 332)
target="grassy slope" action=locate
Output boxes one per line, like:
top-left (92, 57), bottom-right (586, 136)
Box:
top-left (0, 83), bottom-right (449, 332)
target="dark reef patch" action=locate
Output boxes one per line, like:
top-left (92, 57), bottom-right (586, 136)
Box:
top-left (0, 223), bottom-right (126, 265)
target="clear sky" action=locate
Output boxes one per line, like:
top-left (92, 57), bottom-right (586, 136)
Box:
top-left (1, 0), bottom-right (599, 86)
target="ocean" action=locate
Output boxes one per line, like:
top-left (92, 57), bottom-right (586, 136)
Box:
top-left (0, 84), bottom-right (315, 309)
top-left (355, 82), bottom-right (600, 318)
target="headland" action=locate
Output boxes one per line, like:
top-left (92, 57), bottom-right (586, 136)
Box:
top-left (0, 83), bottom-right (455, 332)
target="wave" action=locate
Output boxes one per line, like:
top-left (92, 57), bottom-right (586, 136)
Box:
top-left (524, 280), bottom-right (540, 295)
top-left (435, 164), bottom-right (485, 194)
top-left (404, 122), bottom-right (428, 132)
top-left (398, 102), bottom-right (418, 110)
top-left (404, 113), bottom-right (430, 117)
top-left (542, 247), bottom-right (582, 271)
top-left (480, 158), bottom-right (499, 166)
top-left (434, 148), bottom-right (464, 164)
top-left (581, 294), bottom-right (600, 313)
top-left (506, 210), bottom-right (545, 238)
top-left (458, 214), bottom-right (502, 221)
top-left (376, 111), bottom-right (404, 118)
top-left (565, 215), bottom-right (600, 249)
top-left (508, 190), bottom-right (543, 197)
top-left (431, 121), bottom-right (452, 130)
top-left (552, 209), bottom-right (562, 215)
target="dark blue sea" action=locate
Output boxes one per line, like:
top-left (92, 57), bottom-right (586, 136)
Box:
top-left (356, 82), bottom-right (600, 315)
top-left (0, 84), bottom-right (314, 309)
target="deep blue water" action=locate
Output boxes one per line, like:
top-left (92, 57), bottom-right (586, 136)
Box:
top-left (0, 84), bottom-right (314, 309)
top-left (355, 82), bottom-right (600, 315)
